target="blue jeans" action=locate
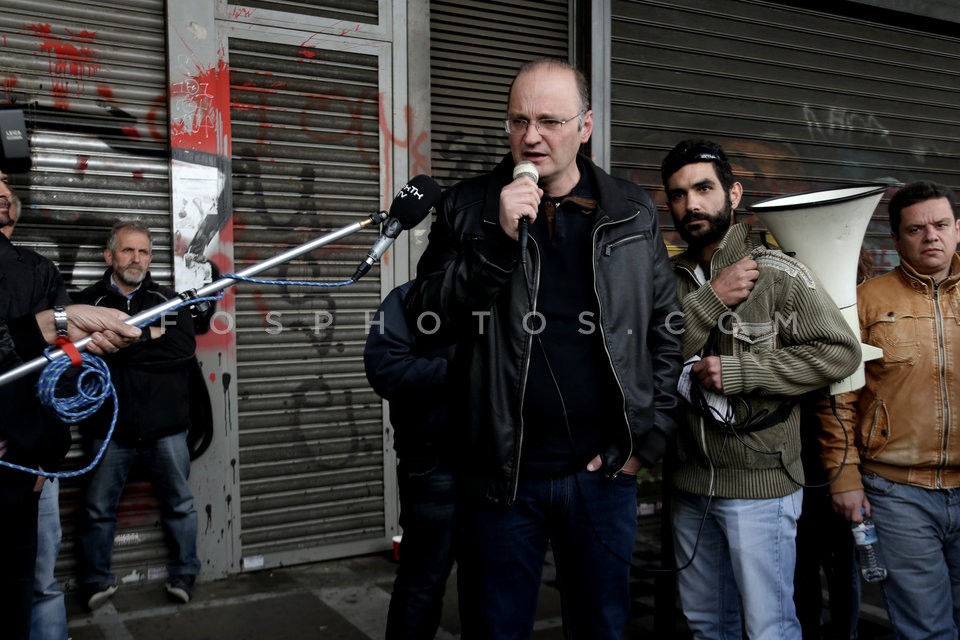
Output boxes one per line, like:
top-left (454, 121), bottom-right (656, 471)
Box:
top-left (862, 473), bottom-right (960, 639)
top-left (32, 478), bottom-right (67, 640)
top-left (457, 469), bottom-right (638, 640)
top-left (386, 458), bottom-right (456, 640)
top-left (77, 433), bottom-right (200, 589)
top-left (673, 489), bottom-right (803, 640)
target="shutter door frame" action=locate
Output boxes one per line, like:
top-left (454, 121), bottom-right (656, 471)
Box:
top-left (221, 21), bottom-right (398, 570)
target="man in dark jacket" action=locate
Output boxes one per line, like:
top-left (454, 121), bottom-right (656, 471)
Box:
top-left (73, 219), bottom-right (200, 609)
top-left (406, 58), bottom-right (683, 639)
top-left (364, 280), bottom-right (456, 640)
top-left (1, 174), bottom-right (141, 640)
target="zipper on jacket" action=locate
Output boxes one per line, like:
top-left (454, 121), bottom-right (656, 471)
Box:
top-left (591, 210), bottom-right (638, 475)
top-left (602, 231), bottom-right (649, 256)
top-left (511, 237), bottom-right (540, 503)
top-left (934, 285), bottom-right (950, 489)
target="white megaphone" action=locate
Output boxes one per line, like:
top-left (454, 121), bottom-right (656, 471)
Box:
top-left (747, 184), bottom-right (887, 394)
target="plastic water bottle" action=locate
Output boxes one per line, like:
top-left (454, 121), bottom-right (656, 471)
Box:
top-left (851, 515), bottom-right (888, 582)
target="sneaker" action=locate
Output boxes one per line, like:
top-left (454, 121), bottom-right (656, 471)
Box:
top-left (165, 575), bottom-right (195, 604)
top-left (82, 583), bottom-right (118, 611)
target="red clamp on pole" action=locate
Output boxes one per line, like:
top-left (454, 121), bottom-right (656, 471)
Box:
top-left (54, 337), bottom-right (83, 367)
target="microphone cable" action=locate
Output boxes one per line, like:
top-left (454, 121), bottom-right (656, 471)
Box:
top-left (688, 377), bottom-right (851, 491)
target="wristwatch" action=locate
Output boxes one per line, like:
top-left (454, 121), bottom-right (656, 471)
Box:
top-left (53, 305), bottom-right (69, 338)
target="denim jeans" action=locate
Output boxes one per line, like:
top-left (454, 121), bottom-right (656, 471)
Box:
top-left (385, 458), bottom-right (456, 640)
top-left (31, 478), bottom-right (67, 640)
top-left (673, 489), bottom-right (803, 640)
top-left (77, 433), bottom-right (200, 589)
top-left (456, 469), bottom-right (638, 640)
top-left (862, 473), bottom-right (960, 639)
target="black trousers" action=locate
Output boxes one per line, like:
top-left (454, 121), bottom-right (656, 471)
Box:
top-left (0, 481), bottom-right (40, 640)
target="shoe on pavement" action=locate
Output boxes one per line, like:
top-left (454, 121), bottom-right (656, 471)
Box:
top-left (165, 575), bottom-right (195, 604)
top-left (82, 583), bottom-right (118, 611)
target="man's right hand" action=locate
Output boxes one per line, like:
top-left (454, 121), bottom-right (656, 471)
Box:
top-left (37, 305), bottom-right (141, 354)
top-left (710, 257), bottom-right (759, 307)
top-left (498, 178), bottom-right (542, 241)
top-left (68, 305), bottom-right (141, 354)
top-left (832, 488), bottom-right (870, 523)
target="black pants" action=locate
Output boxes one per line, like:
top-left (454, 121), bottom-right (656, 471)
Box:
top-left (0, 482), bottom-right (40, 640)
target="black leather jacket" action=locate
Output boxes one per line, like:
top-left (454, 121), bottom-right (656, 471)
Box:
top-left (407, 154), bottom-right (683, 503)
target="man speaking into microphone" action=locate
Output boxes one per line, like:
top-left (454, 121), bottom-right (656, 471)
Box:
top-left (407, 58), bottom-right (682, 639)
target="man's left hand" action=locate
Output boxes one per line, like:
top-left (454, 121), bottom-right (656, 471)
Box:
top-left (586, 454), bottom-right (643, 475)
top-left (691, 355), bottom-right (723, 392)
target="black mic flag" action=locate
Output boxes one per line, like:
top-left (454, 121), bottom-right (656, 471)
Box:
top-left (352, 175), bottom-right (441, 281)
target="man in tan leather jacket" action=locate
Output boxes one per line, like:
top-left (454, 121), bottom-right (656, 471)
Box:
top-left (819, 180), bottom-right (960, 639)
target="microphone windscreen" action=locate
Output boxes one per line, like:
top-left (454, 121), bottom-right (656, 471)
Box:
top-left (512, 161), bottom-right (539, 183)
top-left (389, 175), bottom-right (442, 229)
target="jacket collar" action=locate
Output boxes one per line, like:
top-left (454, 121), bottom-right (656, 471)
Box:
top-left (674, 221), bottom-right (757, 275)
top-left (896, 253), bottom-right (960, 293)
top-left (480, 152), bottom-right (634, 227)
top-left (98, 267), bottom-right (154, 297)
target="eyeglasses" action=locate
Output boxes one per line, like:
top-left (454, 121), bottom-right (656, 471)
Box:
top-left (504, 111), bottom-right (585, 135)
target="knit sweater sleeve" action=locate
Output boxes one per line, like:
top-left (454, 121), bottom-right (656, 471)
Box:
top-left (719, 270), bottom-right (861, 397)
top-left (678, 280), bottom-right (729, 361)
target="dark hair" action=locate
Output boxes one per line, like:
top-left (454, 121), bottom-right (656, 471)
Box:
top-left (660, 139), bottom-right (736, 192)
top-left (509, 58), bottom-right (590, 115)
top-left (888, 180), bottom-right (958, 236)
top-left (107, 219), bottom-right (153, 252)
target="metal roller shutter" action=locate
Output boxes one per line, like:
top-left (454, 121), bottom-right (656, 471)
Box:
top-left (430, 0), bottom-right (572, 185)
top-left (227, 34), bottom-right (389, 566)
top-left (1, 0), bottom-right (172, 584)
top-left (231, 0), bottom-right (379, 23)
top-left (608, 0), bottom-right (960, 269)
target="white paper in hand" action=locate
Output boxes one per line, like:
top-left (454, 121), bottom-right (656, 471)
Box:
top-left (678, 356), bottom-right (734, 424)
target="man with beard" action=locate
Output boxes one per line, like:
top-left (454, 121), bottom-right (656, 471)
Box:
top-left (73, 220), bottom-right (200, 610)
top-left (661, 139), bottom-right (860, 640)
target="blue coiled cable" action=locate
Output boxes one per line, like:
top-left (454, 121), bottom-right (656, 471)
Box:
top-left (0, 273), bottom-right (354, 478)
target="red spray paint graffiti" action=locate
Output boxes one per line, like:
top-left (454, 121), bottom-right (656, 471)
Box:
top-left (171, 59), bottom-right (231, 155)
top-left (28, 23), bottom-right (101, 111)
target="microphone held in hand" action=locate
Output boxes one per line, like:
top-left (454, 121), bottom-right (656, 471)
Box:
top-left (352, 175), bottom-right (442, 281)
top-left (512, 161), bottom-right (539, 251)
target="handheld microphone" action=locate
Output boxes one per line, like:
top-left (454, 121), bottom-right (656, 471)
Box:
top-left (352, 175), bottom-right (441, 281)
top-left (512, 161), bottom-right (539, 252)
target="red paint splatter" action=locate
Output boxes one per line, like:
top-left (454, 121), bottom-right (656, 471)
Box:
top-left (28, 23), bottom-right (101, 111)
top-left (170, 59), bottom-right (230, 155)
top-left (76, 155), bottom-right (90, 177)
top-left (132, 169), bottom-right (144, 180)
